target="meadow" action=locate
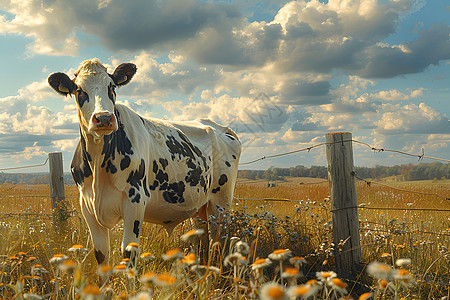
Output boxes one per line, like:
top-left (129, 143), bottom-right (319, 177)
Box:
top-left (0, 177), bottom-right (449, 299)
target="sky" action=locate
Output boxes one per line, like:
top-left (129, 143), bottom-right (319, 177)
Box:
top-left (0, 0), bottom-right (449, 173)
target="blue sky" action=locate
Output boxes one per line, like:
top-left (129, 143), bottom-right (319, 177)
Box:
top-left (0, 0), bottom-right (449, 173)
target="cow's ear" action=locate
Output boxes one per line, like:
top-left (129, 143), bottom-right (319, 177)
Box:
top-left (48, 72), bottom-right (77, 96)
top-left (111, 63), bottom-right (137, 86)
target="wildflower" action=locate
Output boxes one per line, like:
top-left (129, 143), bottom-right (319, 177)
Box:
top-left (140, 272), bottom-right (155, 285)
top-left (120, 258), bottom-right (130, 265)
top-left (394, 269), bottom-right (415, 287)
top-left (49, 254), bottom-right (68, 264)
top-left (395, 258), bottom-right (411, 267)
top-left (224, 252), bottom-right (244, 267)
top-left (328, 278), bottom-right (348, 295)
top-left (113, 264), bottom-right (127, 273)
top-left (268, 249), bottom-right (292, 261)
top-left (58, 260), bottom-right (78, 272)
top-left (235, 241), bottom-right (250, 254)
top-left (367, 262), bottom-right (393, 280)
top-left (378, 279), bottom-right (388, 289)
top-left (18, 252), bottom-right (28, 257)
top-left (251, 258), bottom-right (272, 270)
top-left (97, 265), bottom-right (113, 278)
top-left (31, 264), bottom-right (44, 275)
top-left (68, 245), bottom-right (88, 253)
top-left (289, 256), bottom-right (307, 268)
top-left (359, 292), bottom-right (373, 300)
top-left (287, 284), bottom-right (318, 299)
top-left (162, 248), bottom-right (183, 261)
top-left (281, 267), bottom-right (300, 280)
top-left (8, 256), bottom-right (19, 261)
top-left (153, 273), bottom-right (176, 287)
top-left (130, 291), bottom-right (153, 300)
top-left (125, 242), bottom-right (139, 252)
top-left (127, 268), bottom-right (136, 279)
top-left (381, 253), bottom-right (392, 258)
top-left (181, 229), bottom-right (205, 243)
top-left (140, 252), bottom-right (156, 261)
top-left (180, 253), bottom-right (196, 266)
top-left (259, 282), bottom-right (288, 300)
top-left (82, 284), bottom-right (101, 298)
top-left (26, 257), bottom-right (37, 263)
top-left (316, 271), bottom-right (337, 282)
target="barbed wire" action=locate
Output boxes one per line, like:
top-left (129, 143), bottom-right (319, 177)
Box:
top-left (239, 139), bottom-right (450, 165)
top-left (353, 173), bottom-right (450, 201)
top-left (0, 158), bottom-right (49, 171)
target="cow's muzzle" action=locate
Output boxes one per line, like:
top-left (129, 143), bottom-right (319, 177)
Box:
top-left (88, 112), bottom-right (118, 135)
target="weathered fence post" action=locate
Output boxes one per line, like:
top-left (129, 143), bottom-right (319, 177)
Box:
top-left (48, 152), bottom-right (69, 227)
top-left (325, 132), bottom-right (361, 278)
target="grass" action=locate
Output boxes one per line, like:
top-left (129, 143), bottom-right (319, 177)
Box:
top-left (0, 178), bottom-right (449, 299)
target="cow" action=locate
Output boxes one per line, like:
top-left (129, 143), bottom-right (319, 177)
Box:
top-left (48, 58), bottom-right (241, 266)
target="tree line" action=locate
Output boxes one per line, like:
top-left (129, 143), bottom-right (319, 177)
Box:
top-left (0, 162), bottom-right (448, 184)
top-left (238, 162), bottom-right (450, 181)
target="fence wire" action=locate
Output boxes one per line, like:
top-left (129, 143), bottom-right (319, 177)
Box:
top-left (239, 139), bottom-right (450, 165)
top-left (0, 157), bottom-right (49, 171)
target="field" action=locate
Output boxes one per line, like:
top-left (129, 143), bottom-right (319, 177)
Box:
top-left (0, 177), bottom-right (449, 299)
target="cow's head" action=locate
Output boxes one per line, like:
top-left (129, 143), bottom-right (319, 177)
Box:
top-left (48, 58), bottom-right (137, 138)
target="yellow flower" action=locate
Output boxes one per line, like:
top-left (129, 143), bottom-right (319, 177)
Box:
top-left (97, 265), bottom-right (113, 277)
top-left (181, 229), bottom-right (205, 243)
top-left (259, 282), bottom-right (288, 300)
top-left (180, 253), bottom-right (196, 265)
top-left (359, 292), bottom-right (372, 300)
top-left (140, 252), bottom-right (156, 261)
top-left (281, 267), bottom-right (300, 279)
top-left (162, 248), bottom-right (183, 260)
top-left (153, 273), bottom-right (176, 287)
top-left (251, 258), bottom-right (272, 270)
top-left (58, 260), bottom-right (78, 272)
top-left (316, 271), bottom-right (337, 282)
top-left (328, 278), bottom-right (348, 294)
top-left (82, 284), bottom-right (101, 296)
top-left (69, 244), bottom-right (88, 252)
top-left (367, 262), bottom-right (393, 280)
top-left (268, 249), bottom-right (292, 261)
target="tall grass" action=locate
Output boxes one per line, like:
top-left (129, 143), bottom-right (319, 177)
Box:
top-left (0, 179), bottom-right (448, 299)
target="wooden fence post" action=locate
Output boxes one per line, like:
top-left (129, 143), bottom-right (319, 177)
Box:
top-left (48, 152), bottom-right (69, 227)
top-left (325, 132), bottom-right (361, 278)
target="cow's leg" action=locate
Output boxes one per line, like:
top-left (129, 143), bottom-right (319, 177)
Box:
top-left (194, 204), bottom-right (210, 264)
top-left (81, 201), bottom-right (110, 265)
top-left (122, 194), bottom-right (145, 269)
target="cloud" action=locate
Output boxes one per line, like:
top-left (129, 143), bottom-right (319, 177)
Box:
top-left (371, 88), bottom-right (424, 101)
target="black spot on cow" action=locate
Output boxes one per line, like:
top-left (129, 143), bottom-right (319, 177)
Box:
top-left (185, 162), bottom-right (203, 187)
top-left (139, 115), bottom-right (145, 125)
top-left (219, 174), bottom-right (228, 186)
top-left (129, 188), bottom-right (135, 197)
top-left (127, 159), bottom-right (145, 189)
top-left (149, 180), bottom-right (159, 190)
top-left (101, 109), bottom-right (134, 173)
top-left (71, 131), bottom-right (92, 186)
top-left (165, 130), bottom-right (208, 170)
top-left (120, 156), bottom-right (131, 170)
top-left (152, 160), bottom-right (158, 173)
top-left (133, 220), bottom-right (140, 238)
top-left (225, 161), bottom-right (231, 167)
top-left (212, 187), bottom-right (220, 193)
top-left (156, 170), bottom-right (169, 184)
top-left (94, 249), bottom-right (105, 264)
top-left (159, 158), bottom-right (168, 169)
top-left (232, 155), bottom-right (236, 159)
top-left (162, 181), bottom-right (185, 203)
top-left (105, 160), bottom-right (117, 174)
top-left (131, 193), bottom-right (141, 203)
top-left (163, 220), bottom-right (172, 224)
top-left (142, 177), bottom-right (150, 197)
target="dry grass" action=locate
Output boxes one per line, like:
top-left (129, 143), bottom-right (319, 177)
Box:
top-left (0, 178), bottom-right (449, 299)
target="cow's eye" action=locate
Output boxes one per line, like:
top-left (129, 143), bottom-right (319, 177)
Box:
top-left (76, 89), bottom-right (89, 106)
top-left (108, 84), bottom-right (116, 102)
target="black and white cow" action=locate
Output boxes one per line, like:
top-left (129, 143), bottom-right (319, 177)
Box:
top-left (48, 59), bottom-right (241, 265)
